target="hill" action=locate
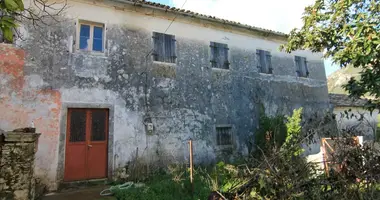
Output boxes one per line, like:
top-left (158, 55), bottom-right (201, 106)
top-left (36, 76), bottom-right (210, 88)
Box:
top-left (327, 66), bottom-right (362, 94)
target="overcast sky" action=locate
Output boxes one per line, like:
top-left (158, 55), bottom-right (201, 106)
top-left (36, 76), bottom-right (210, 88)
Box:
top-left (152, 0), bottom-right (340, 76)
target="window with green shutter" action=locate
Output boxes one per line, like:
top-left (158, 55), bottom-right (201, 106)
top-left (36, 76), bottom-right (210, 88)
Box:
top-left (152, 32), bottom-right (176, 63)
top-left (210, 42), bottom-right (230, 69)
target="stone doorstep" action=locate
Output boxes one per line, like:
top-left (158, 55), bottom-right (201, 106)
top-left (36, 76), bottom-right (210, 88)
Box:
top-left (2, 132), bottom-right (41, 142)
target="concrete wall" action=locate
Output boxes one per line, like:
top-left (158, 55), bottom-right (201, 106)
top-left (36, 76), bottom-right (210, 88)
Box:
top-left (0, 0), bottom-right (329, 189)
top-left (333, 107), bottom-right (379, 141)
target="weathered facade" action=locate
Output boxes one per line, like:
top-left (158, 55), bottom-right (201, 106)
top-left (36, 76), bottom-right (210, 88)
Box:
top-left (329, 94), bottom-right (379, 141)
top-left (0, 0), bottom-right (329, 189)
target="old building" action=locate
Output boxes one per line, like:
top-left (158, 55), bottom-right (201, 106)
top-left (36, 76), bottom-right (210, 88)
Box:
top-left (329, 93), bottom-right (379, 141)
top-left (0, 0), bottom-right (329, 189)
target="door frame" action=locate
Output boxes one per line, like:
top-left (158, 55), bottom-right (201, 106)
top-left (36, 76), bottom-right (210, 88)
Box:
top-left (57, 103), bottom-right (114, 185)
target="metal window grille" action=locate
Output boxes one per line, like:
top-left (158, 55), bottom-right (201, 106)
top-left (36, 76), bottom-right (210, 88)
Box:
top-left (216, 126), bottom-right (233, 146)
top-left (91, 110), bottom-right (107, 141)
top-left (69, 110), bottom-right (86, 142)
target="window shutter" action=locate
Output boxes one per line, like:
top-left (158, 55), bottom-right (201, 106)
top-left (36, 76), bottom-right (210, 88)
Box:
top-left (164, 34), bottom-right (171, 62)
top-left (259, 50), bottom-right (266, 73)
top-left (256, 50), bottom-right (262, 72)
top-left (152, 32), bottom-right (159, 61)
top-left (170, 35), bottom-right (176, 63)
top-left (223, 43), bottom-right (229, 69)
top-left (210, 42), bottom-right (217, 68)
top-left (303, 57), bottom-right (309, 77)
top-left (266, 51), bottom-right (272, 74)
top-left (153, 32), bottom-right (164, 62)
top-left (295, 56), bottom-right (301, 77)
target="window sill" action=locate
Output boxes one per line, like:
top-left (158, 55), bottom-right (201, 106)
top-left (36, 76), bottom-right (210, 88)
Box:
top-left (153, 61), bottom-right (177, 66)
top-left (297, 76), bottom-right (309, 79)
top-left (73, 49), bottom-right (107, 58)
top-left (211, 68), bottom-right (230, 72)
top-left (259, 72), bottom-right (274, 76)
top-left (216, 145), bottom-right (234, 151)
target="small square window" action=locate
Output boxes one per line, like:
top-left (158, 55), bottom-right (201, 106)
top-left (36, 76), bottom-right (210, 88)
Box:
top-left (78, 21), bottom-right (104, 52)
top-left (216, 126), bottom-right (233, 146)
top-left (152, 32), bottom-right (176, 63)
top-left (210, 42), bottom-right (229, 69)
top-left (295, 56), bottom-right (309, 77)
top-left (257, 49), bottom-right (273, 74)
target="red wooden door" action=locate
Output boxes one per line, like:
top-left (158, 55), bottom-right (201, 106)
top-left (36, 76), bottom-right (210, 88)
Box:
top-left (64, 108), bottom-right (109, 181)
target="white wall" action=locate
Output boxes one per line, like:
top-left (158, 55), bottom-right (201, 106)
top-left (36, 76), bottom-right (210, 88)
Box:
top-left (334, 107), bottom-right (378, 140)
top-left (55, 0), bottom-right (324, 61)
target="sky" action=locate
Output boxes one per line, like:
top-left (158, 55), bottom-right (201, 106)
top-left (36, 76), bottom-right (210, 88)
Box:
top-left (150, 0), bottom-right (340, 76)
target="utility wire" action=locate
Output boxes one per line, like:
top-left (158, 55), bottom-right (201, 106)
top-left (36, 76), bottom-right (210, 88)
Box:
top-left (145, 0), bottom-right (188, 58)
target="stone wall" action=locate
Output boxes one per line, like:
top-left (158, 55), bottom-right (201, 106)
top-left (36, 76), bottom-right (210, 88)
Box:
top-left (0, 128), bottom-right (40, 200)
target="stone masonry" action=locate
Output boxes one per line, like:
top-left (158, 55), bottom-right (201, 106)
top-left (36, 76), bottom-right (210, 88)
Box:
top-left (0, 128), bottom-right (41, 200)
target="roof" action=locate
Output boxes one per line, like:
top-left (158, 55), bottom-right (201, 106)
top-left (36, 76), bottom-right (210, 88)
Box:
top-left (120, 0), bottom-right (287, 38)
top-left (329, 93), bottom-right (368, 107)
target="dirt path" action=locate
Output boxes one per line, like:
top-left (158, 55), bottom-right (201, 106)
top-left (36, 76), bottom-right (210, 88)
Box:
top-left (41, 186), bottom-right (116, 200)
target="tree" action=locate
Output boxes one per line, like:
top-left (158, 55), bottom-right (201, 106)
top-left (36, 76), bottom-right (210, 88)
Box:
top-left (0, 0), bottom-right (67, 42)
top-left (281, 0), bottom-right (380, 111)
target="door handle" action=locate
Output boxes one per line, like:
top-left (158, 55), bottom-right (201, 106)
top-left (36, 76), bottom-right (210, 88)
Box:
top-left (88, 144), bottom-right (93, 148)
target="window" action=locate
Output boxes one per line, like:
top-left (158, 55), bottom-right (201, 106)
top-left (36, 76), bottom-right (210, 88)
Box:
top-left (257, 49), bottom-right (273, 74)
top-left (295, 56), bottom-right (309, 77)
top-left (210, 42), bottom-right (229, 69)
top-left (216, 126), bottom-right (233, 146)
top-left (78, 21), bottom-right (104, 52)
top-left (152, 32), bottom-right (176, 63)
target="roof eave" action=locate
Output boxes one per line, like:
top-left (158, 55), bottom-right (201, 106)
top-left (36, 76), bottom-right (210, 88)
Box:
top-left (115, 0), bottom-right (288, 39)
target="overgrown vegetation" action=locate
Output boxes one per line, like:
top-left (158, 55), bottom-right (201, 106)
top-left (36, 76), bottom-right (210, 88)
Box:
top-left (113, 108), bottom-right (380, 200)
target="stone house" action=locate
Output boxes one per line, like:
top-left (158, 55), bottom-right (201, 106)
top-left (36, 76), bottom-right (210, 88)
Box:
top-left (0, 0), bottom-right (329, 190)
top-left (329, 93), bottom-right (379, 141)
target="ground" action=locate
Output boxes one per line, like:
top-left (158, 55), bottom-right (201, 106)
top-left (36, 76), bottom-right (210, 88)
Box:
top-left (41, 186), bottom-right (116, 200)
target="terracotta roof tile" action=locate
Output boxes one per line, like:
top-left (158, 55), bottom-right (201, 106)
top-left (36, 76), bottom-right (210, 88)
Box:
top-left (121, 0), bottom-right (287, 37)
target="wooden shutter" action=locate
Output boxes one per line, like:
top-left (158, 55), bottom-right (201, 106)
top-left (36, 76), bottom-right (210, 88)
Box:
top-left (256, 50), bottom-right (262, 72)
top-left (210, 42), bottom-right (217, 68)
top-left (257, 50), bottom-right (266, 73)
top-left (295, 56), bottom-right (301, 77)
top-left (222, 43), bottom-right (229, 69)
top-left (153, 32), bottom-right (164, 62)
top-left (303, 57), bottom-right (309, 77)
top-left (265, 51), bottom-right (272, 74)
top-left (170, 35), bottom-right (176, 63)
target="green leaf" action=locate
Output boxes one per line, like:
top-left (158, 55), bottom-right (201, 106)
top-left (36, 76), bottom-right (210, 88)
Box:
top-left (14, 0), bottom-right (24, 11)
top-left (4, 0), bottom-right (20, 10)
top-left (2, 27), bottom-right (13, 42)
top-left (0, 16), bottom-right (16, 28)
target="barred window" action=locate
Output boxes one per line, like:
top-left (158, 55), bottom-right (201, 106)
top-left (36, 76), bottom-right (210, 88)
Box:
top-left (152, 32), bottom-right (176, 63)
top-left (257, 49), bottom-right (273, 74)
top-left (210, 42), bottom-right (230, 69)
top-left (216, 126), bottom-right (233, 146)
